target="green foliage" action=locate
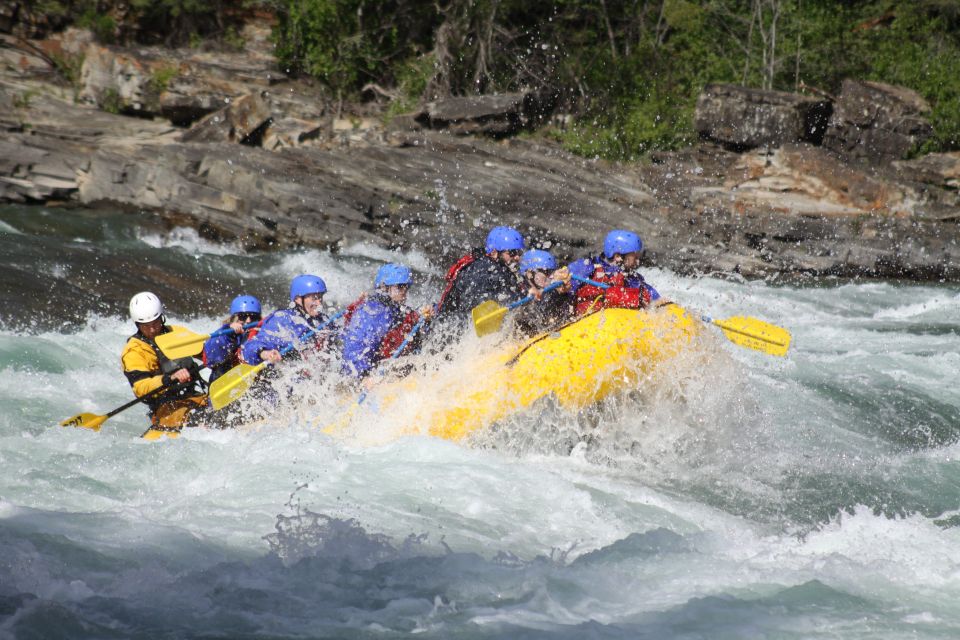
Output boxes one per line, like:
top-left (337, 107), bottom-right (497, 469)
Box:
top-left (858, 5), bottom-right (960, 151)
top-left (39, 0), bottom-right (960, 157)
top-left (148, 65), bottom-right (179, 94)
top-left (36, 1), bottom-right (71, 18)
top-left (77, 8), bottom-right (116, 43)
top-left (101, 87), bottom-right (122, 114)
top-left (127, 0), bottom-right (257, 47)
top-left (223, 25), bottom-right (246, 51)
top-left (273, 0), bottom-right (437, 98)
top-left (385, 54), bottom-right (434, 118)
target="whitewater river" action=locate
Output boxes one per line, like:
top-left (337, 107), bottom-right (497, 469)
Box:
top-left (1, 204), bottom-right (959, 639)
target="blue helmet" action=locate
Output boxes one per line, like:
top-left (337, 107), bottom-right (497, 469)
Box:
top-left (519, 249), bottom-right (557, 274)
top-left (375, 263), bottom-right (412, 288)
top-left (229, 295), bottom-right (261, 316)
top-left (289, 274), bottom-right (327, 301)
top-left (485, 226), bottom-right (526, 253)
top-left (603, 230), bottom-right (643, 259)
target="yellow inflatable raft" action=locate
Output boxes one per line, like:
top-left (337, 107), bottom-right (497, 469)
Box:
top-left (331, 302), bottom-right (703, 442)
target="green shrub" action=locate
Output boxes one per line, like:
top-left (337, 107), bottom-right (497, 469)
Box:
top-left (77, 9), bottom-right (116, 43)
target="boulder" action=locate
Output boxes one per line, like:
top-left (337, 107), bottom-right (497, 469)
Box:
top-left (822, 79), bottom-right (933, 163)
top-left (416, 92), bottom-right (549, 136)
top-left (694, 83), bottom-right (832, 149)
top-left (179, 92), bottom-right (272, 144)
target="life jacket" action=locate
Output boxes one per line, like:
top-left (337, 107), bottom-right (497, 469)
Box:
top-left (379, 308), bottom-right (420, 359)
top-left (345, 292), bottom-right (420, 361)
top-left (436, 250), bottom-right (479, 313)
top-left (241, 308), bottom-right (328, 365)
top-left (342, 293), bottom-right (368, 325)
top-left (122, 326), bottom-right (206, 419)
top-left (241, 312), bottom-right (271, 346)
top-left (573, 262), bottom-right (651, 315)
top-left (202, 322), bottom-right (258, 380)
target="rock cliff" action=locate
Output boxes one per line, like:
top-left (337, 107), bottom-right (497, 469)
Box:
top-left (1, 29), bottom-right (957, 281)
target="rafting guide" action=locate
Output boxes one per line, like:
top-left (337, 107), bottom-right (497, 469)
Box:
top-left (429, 226), bottom-right (527, 346)
top-left (121, 292), bottom-right (210, 431)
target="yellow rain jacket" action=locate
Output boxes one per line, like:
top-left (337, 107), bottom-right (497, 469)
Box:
top-left (121, 325), bottom-right (208, 428)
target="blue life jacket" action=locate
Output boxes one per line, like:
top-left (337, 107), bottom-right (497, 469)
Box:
top-left (203, 323), bottom-right (249, 384)
top-left (341, 293), bottom-right (406, 378)
top-left (241, 307), bottom-right (329, 365)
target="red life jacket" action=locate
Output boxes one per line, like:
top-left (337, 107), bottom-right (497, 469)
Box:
top-left (436, 252), bottom-right (477, 313)
top-left (379, 309), bottom-right (421, 359)
top-left (574, 264), bottom-right (650, 315)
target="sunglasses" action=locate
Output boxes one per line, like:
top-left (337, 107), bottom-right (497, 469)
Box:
top-left (504, 249), bottom-right (523, 258)
top-left (237, 313), bottom-right (261, 322)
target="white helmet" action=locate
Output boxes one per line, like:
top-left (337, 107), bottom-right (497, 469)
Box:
top-left (129, 291), bottom-right (164, 324)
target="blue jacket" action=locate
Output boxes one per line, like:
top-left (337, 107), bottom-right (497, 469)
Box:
top-left (203, 323), bottom-right (247, 384)
top-left (568, 256), bottom-right (660, 301)
top-left (341, 293), bottom-right (406, 378)
top-left (241, 307), bottom-right (329, 366)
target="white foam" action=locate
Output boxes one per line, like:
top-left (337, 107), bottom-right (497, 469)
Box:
top-left (138, 225), bottom-right (247, 256)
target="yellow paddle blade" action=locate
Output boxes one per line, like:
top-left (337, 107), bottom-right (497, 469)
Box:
top-left (209, 362), bottom-right (266, 410)
top-left (141, 428), bottom-right (181, 441)
top-left (155, 328), bottom-right (207, 359)
top-left (60, 412), bottom-right (105, 431)
top-left (712, 316), bottom-right (791, 357)
top-left (472, 300), bottom-right (509, 337)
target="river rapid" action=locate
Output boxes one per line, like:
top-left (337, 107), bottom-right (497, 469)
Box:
top-left (1, 204), bottom-right (959, 639)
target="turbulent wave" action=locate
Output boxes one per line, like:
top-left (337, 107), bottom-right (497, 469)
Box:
top-left (2, 206), bottom-right (960, 638)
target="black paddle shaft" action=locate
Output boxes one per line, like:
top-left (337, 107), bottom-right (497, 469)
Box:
top-left (105, 381), bottom-right (189, 418)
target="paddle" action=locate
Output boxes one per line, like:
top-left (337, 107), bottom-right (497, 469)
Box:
top-left (570, 274), bottom-right (792, 356)
top-left (208, 310), bottom-right (346, 411)
top-left (472, 281), bottom-right (564, 337)
top-left (60, 383), bottom-right (178, 432)
top-left (701, 314), bottom-right (791, 357)
top-left (155, 322), bottom-right (259, 360)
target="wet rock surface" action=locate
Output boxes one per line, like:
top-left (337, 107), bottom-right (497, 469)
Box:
top-left (1, 30), bottom-right (957, 282)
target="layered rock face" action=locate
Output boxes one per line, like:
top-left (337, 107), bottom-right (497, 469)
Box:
top-left (695, 83), bottom-right (832, 149)
top-left (1, 28), bottom-right (957, 281)
top-left (823, 79), bottom-right (933, 163)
